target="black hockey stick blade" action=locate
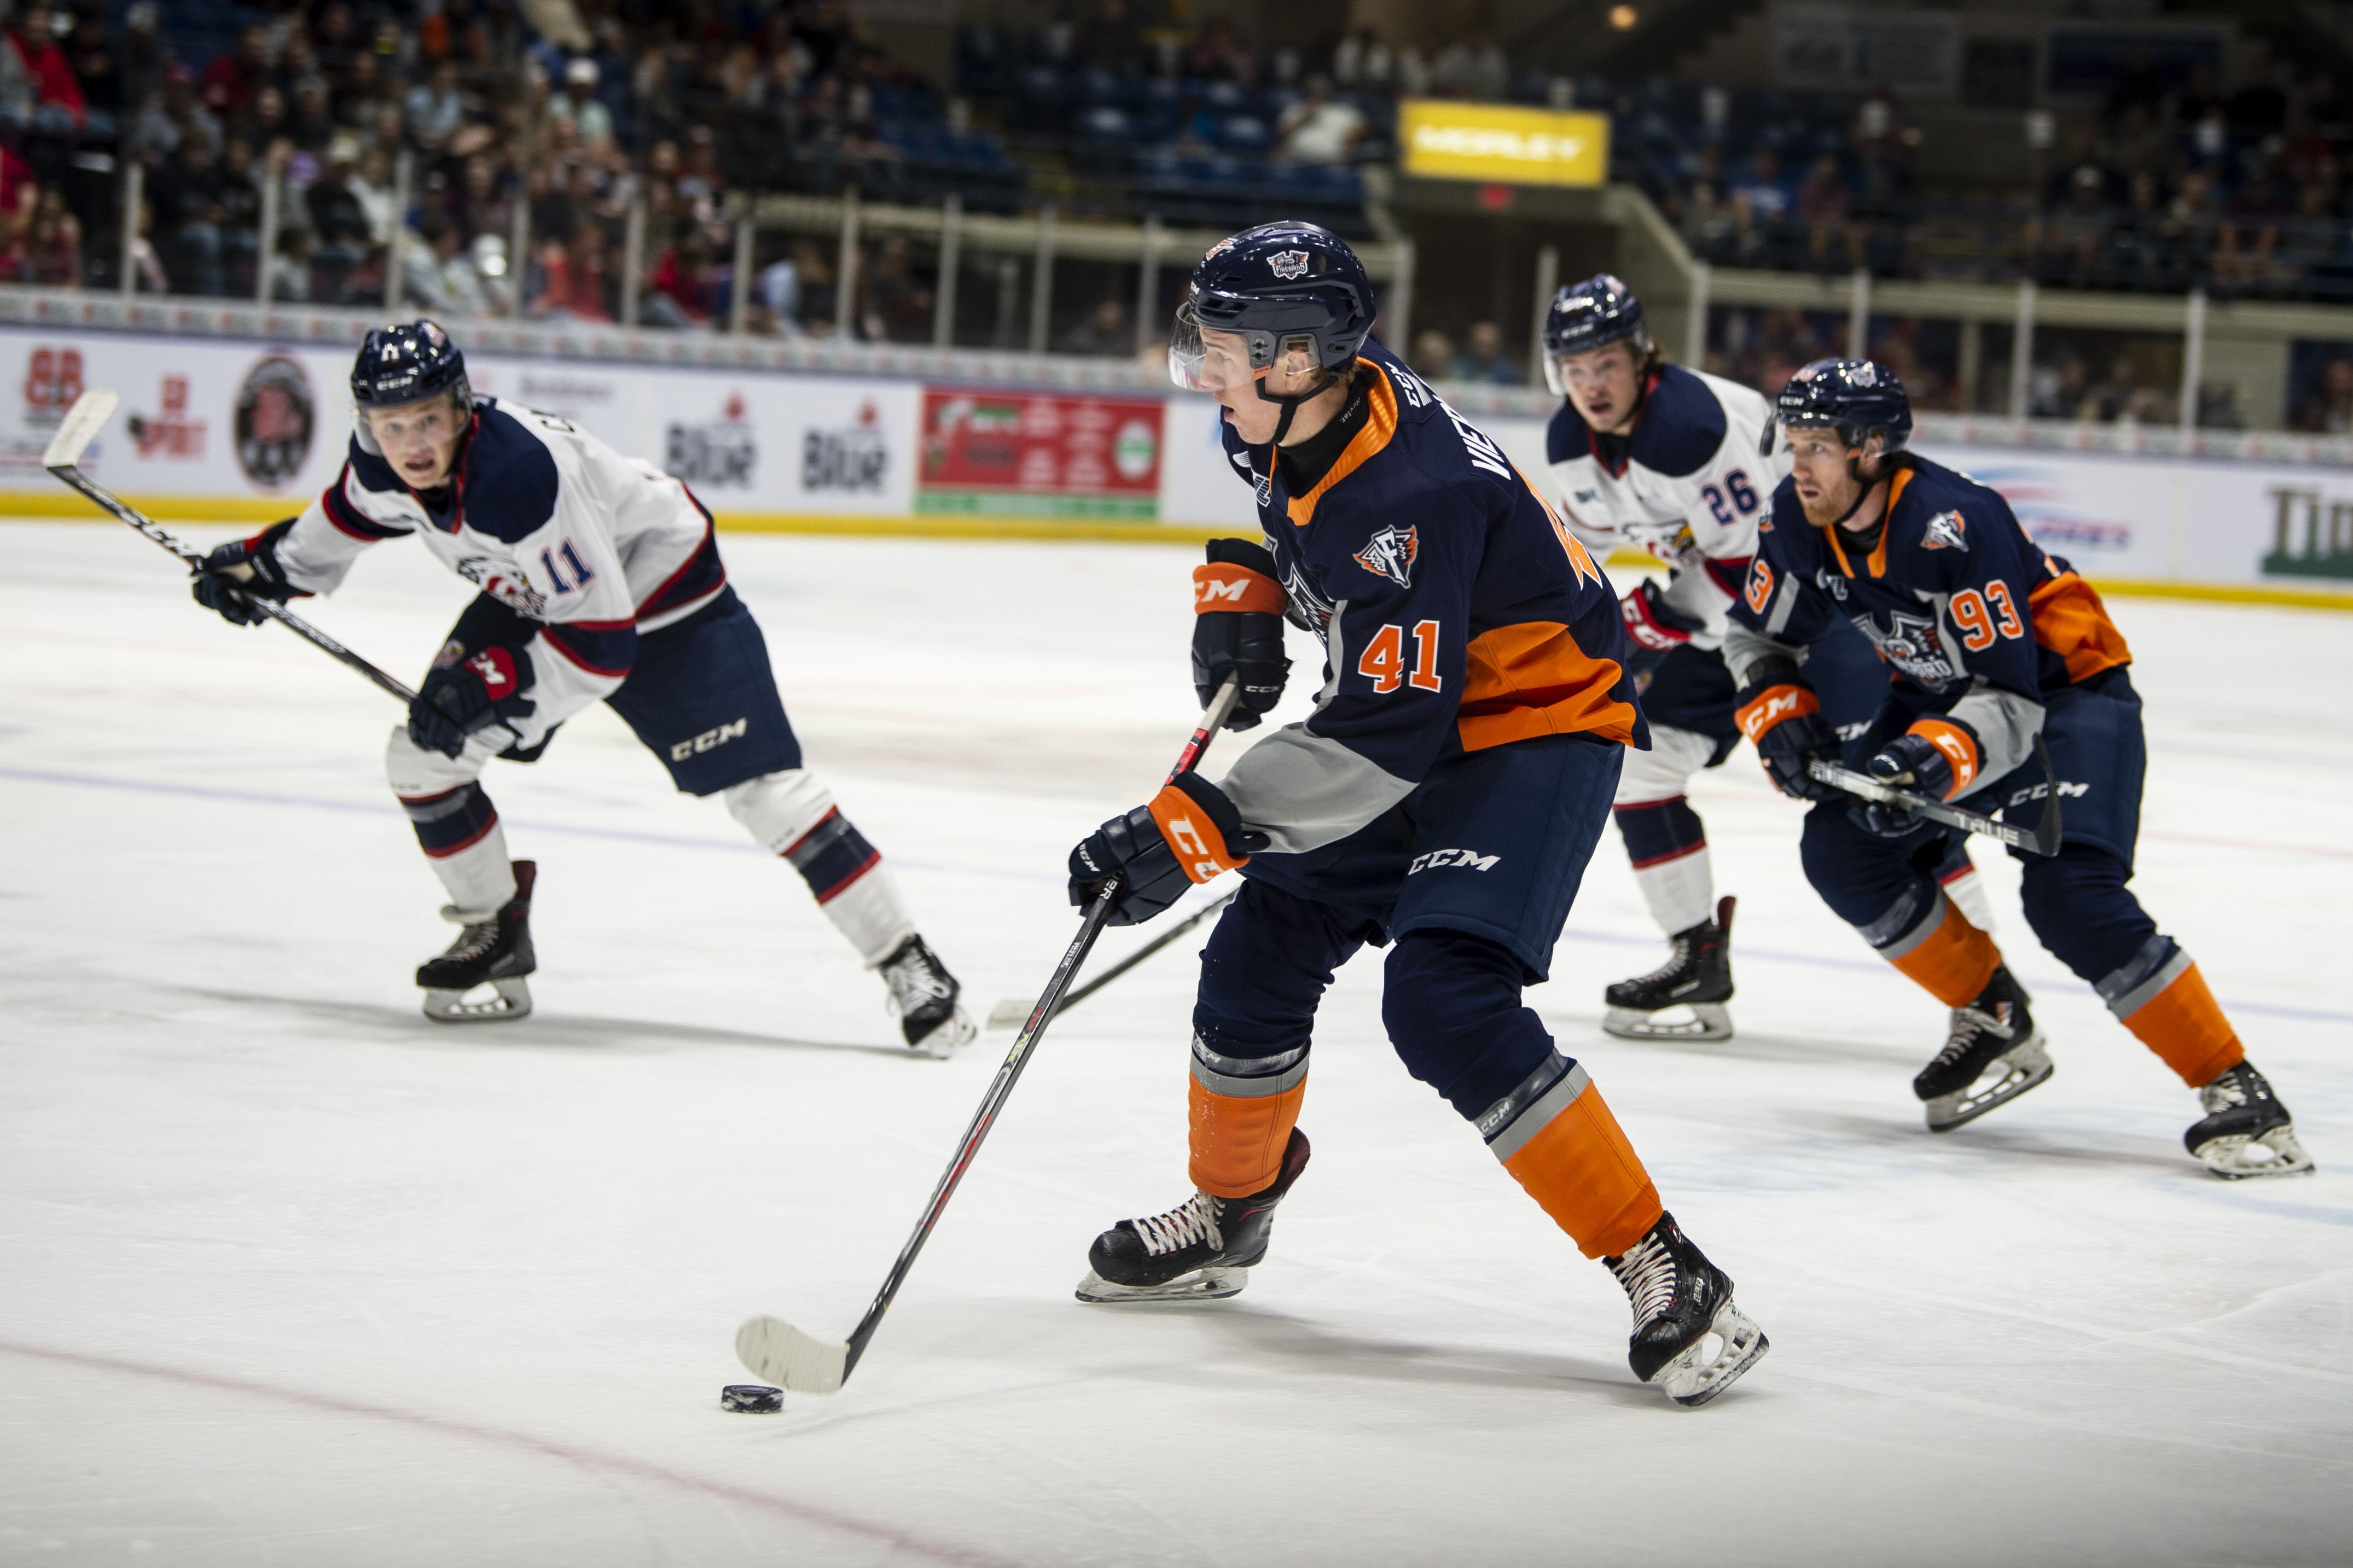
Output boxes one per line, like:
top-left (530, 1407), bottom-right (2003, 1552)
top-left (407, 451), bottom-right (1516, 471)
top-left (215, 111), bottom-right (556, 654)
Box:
top-left (1806, 759), bottom-right (2058, 856)
top-left (736, 677), bottom-right (1244, 1395)
top-left (983, 884), bottom-right (1240, 1031)
top-left (43, 401), bottom-right (420, 707)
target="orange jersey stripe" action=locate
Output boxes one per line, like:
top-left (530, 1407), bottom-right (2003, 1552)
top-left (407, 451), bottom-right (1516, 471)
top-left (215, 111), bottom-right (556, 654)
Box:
top-left (1456, 620), bottom-right (1641, 751)
top-left (2027, 568), bottom-right (2133, 684)
top-left (1284, 358), bottom-right (1399, 529)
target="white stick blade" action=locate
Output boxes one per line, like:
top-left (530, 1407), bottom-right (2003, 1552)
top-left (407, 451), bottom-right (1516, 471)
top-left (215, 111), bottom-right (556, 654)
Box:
top-left (736, 1315), bottom-right (849, 1395)
top-left (42, 389), bottom-right (118, 470)
top-left (985, 998), bottom-right (1032, 1032)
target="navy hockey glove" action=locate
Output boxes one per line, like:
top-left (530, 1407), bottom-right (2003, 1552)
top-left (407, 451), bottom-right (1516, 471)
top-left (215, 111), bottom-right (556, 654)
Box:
top-left (1192, 538), bottom-right (1291, 731)
top-left (1618, 578), bottom-right (1704, 666)
top-left (1068, 773), bottom-right (1268, 926)
top-left (1735, 659), bottom-right (1839, 802)
top-left (408, 644), bottom-right (537, 759)
top-left (1854, 721), bottom-right (1983, 837)
top-left (191, 519), bottom-right (305, 626)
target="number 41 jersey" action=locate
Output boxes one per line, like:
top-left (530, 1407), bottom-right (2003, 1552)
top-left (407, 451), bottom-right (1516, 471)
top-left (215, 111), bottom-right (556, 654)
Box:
top-left (1214, 345), bottom-right (1647, 859)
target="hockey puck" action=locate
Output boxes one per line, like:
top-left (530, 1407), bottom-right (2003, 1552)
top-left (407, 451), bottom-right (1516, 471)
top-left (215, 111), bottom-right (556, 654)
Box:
top-left (721, 1384), bottom-right (784, 1414)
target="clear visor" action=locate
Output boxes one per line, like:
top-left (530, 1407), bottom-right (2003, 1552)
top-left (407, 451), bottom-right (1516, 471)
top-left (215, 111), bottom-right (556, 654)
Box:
top-left (1167, 296), bottom-right (1208, 392)
top-left (1543, 352), bottom-right (1568, 399)
top-left (353, 384), bottom-right (469, 458)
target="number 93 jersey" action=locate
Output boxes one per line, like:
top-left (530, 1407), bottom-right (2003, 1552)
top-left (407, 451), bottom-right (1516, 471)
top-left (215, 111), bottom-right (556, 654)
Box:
top-left (1544, 363), bottom-right (1785, 647)
top-left (1215, 345), bottom-right (1647, 859)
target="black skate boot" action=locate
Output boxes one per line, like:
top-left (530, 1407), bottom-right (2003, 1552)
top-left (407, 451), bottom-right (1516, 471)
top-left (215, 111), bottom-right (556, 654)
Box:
top-left (1077, 1129), bottom-right (1311, 1304)
top-left (879, 934), bottom-right (973, 1057)
top-left (416, 861), bottom-right (536, 1023)
top-left (1603, 897), bottom-right (1735, 1042)
top-left (2186, 1062), bottom-right (2315, 1180)
top-left (1606, 1212), bottom-right (1768, 1408)
top-left (1914, 963), bottom-right (2050, 1130)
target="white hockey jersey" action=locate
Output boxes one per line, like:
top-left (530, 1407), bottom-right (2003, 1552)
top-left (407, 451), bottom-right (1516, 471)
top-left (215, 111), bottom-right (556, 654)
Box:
top-left (1545, 363), bottom-right (1787, 648)
top-left (273, 397), bottom-right (727, 748)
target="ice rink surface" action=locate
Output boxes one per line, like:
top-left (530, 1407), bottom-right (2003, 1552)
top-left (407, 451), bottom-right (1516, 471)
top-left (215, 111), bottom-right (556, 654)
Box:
top-left (3, 519), bottom-right (2349, 1566)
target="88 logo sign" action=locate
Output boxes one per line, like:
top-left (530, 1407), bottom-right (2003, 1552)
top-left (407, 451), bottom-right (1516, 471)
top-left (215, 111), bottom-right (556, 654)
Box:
top-left (23, 346), bottom-right (84, 423)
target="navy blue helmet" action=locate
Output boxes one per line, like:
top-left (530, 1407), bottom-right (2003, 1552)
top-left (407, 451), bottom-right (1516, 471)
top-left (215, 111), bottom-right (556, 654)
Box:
top-left (1769, 357), bottom-right (1912, 458)
top-left (1541, 273), bottom-right (1650, 397)
top-left (1170, 220), bottom-right (1376, 402)
top-left (351, 319), bottom-right (472, 453)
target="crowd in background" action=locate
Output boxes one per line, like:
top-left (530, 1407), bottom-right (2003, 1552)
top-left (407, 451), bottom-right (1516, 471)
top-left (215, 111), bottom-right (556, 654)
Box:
top-left (5, 2), bottom-right (2353, 429)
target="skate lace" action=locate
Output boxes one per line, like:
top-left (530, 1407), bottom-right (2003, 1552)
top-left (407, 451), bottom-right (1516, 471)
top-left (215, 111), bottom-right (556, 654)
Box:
top-left (1610, 1234), bottom-right (1678, 1328)
top-left (2199, 1068), bottom-right (2251, 1115)
top-left (1130, 1192), bottom-right (1221, 1257)
top-left (1629, 934), bottom-right (1693, 988)
top-left (1931, 1002), bottom-right (2006, 1069)
top-left (881, 945), bottom-right (951, 1017)
top-left (439, 918), bottom-right (500, 963)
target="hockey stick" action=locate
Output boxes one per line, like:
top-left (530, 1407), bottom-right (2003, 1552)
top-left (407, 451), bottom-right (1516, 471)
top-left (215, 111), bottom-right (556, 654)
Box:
top-left (1808, 733), bottom-right (2063, 857)
top-left (43, 389), bottom-right (418, 705)
top-left (737, 675), bottom-right (1244, 1395)
top-left (981, 884), bottom-right (1240, 1031)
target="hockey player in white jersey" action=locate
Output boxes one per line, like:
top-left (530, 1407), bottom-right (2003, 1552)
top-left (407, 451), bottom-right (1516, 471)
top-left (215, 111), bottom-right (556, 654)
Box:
top-left (1542, 275), bottom-right (1988, 1040)
top-left (190, 320), bottom-right (972, 1053)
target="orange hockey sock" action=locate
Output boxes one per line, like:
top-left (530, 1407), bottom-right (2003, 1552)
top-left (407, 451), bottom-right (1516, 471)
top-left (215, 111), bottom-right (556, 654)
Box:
top-left (1188, 1075), bottom-right (1307, 1199)
top-left (1493, 1067), bottom-right (1661, 1260)
top-left (2118, 961), bottom-right (2245, 1088)
top-left (1883, 896), bottom-right (2001, 1007)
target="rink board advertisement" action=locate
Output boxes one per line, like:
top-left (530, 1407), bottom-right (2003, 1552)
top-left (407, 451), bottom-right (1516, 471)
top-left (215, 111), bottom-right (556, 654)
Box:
top-left (0, 322), bottom-right (2346, 593)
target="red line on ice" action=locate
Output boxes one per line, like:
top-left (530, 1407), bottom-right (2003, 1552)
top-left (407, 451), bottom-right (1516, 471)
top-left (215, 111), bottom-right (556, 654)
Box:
top-left (0, 1338), bottom-right (1024, 1567)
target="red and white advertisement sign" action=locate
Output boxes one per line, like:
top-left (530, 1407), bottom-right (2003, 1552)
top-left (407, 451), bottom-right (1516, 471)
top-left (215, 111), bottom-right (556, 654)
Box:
top-left (917, 389), bottom-right (1163, 520)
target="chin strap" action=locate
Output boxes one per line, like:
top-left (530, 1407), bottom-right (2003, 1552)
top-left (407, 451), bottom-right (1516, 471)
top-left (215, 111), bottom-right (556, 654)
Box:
top-left (1256, 368), bottom-right (1339, 448)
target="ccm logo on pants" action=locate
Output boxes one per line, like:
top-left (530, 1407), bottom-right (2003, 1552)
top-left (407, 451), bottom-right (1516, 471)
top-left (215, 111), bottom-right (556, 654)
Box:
top-left (671, 718), bottom-right (748, 761)
top-left (1409, 848), bottom-right (1501, 874)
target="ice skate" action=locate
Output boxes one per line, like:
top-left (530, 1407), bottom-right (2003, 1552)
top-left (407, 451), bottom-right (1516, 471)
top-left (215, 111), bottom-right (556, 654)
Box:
top-left (879, 934), bottom-right (973, 1057)
top-left (416, 861), bottom-right (536, 1023)
top-left (1606, 1212), bottom-right (1767, 1408)
top-left (1077, 1129), bottom-right (1310, 1304)
top-left (2187, 1062), bottom-right (2314, 1180)
top-left (1603, 896), bottom-right (1734, 1042)
top-left (1914, 964), bottom-right (2050, 1130)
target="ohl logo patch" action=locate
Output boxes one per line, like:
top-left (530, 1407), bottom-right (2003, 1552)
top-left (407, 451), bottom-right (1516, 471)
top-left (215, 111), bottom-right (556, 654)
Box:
top-left (1922, 510), bottom-right (1969, 551)
top-left (1353, 523), bottom-right (1419, 588)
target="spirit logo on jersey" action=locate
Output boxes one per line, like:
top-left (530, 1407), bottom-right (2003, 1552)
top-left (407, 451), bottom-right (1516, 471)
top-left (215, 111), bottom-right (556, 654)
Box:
top-left (1353, 523), bottom-right (1420, 588)
top-left (455, 554), bottom-right (550, 618)
top-left (1922, 510), bottom-right (1969, 551)
top-left (1860, 610), bottom-right (1958, 689)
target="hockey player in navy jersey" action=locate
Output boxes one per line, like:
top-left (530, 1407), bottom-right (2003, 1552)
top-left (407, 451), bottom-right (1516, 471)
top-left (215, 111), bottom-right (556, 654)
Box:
top-left (189, 320), bottom-right (972, 1054)
top-left (1725, 357), bottom-right (2310, 1178)
top-left (1542, 275), bottom-right (1989, 1040)
top-left (1061, 224), bottom-right (1767, 1406)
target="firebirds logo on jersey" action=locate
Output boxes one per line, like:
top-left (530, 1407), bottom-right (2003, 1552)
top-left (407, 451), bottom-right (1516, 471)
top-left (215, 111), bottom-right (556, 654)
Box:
top-left (1268, 249), bottom-right (1310, 280)
top-left (1354, 523), bottom-right (1419, 588)
top-left (1922, 510), bottom-right (1969, 551)
top-left (1857, 610), bottom-right (1958, 689)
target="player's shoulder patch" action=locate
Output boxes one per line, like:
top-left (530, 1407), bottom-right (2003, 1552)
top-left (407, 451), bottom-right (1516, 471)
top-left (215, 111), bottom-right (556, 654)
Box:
top-left (1545, 400), bottom-right (1592, 465)
top-left (1352, 521), bottom-right (1419, 588)
top-left (1626, 364), bottom-right (1727, 479)
top-left (459, 404), bottom-right (562, 544)
top-left (1921, 509), bottom-right (1968, 551)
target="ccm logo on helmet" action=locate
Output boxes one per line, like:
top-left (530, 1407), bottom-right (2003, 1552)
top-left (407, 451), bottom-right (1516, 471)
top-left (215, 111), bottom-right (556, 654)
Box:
top-left (670, 718), bottom-right (748, 761)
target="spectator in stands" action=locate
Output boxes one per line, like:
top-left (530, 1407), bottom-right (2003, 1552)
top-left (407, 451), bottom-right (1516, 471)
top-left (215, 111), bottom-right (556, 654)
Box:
top-left (1431, 28), bottom-right (1506, 103)
top-left (351, 143), bottom-right (398, 253)
top-left (265, 221), bottom-right (311, 304)
top-left (201, 23), bottom-right (271, 126)
top-left (7, 2), bottom-right (85, 130)
top-left (533, 220), bottom-right (613, 322)
top-left (1451, 320), bottom-right (1517, 386)
top-left (2035, 165), bottom-right (2112, 287)
top-left (407, 59), bottom-right (464, 151)
top-left (2031, 354), bottom-right (2092, 422)
top-left (403, 212), bottom-right (489, 316)
top-left (861, 235), bottom-right (932, 342)
top-left (288, 73), bottom-right (335, 153)
top-left (1055, 297), bottom-right (1130, 357)
top-left (1794, 151), bottom-right (1854, 271)
top-left (21, 182), bottom-right (79, 287)
top-left (114, 2), bottom-right (165, 125)
top-left (2293, 357), bottom-right (2353, 434)
top-left (1276, 77), bottom-right (1365, 166)
top-left (216, 137), bottom-right (264, 294)
top-left (549, 57), bottom-right (613, 148)
top-left (152, 134), bottom-right (226, 297)
top-left (1410, 328), bottom-right (1455, 380)
top-left (306, 135), bottom-right (374, 300)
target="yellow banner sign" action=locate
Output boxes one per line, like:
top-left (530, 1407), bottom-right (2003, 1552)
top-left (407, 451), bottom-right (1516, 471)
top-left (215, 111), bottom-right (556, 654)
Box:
top-left (1399, 101), bottom-right (1610, 187)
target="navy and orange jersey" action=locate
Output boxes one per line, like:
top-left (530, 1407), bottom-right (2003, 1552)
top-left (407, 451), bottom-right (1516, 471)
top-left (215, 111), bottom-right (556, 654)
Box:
top-left (1725, 450), bottom-right (2131, 790)
top-left (1213, 343), bottom-right (1646, 856)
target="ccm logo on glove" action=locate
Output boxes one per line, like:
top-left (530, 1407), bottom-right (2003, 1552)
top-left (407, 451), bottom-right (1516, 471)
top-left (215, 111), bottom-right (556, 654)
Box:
top-left (1735, 683), bottom-right (1818, 743)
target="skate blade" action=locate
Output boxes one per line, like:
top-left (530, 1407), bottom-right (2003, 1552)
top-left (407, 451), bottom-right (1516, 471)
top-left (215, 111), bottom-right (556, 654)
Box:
top-left (421, 976), bottom-right (532, 1024)
top-left (735, 1315), bottom-right (848, 1395)
top-left (1602, 1004), bottom-right (1733, 1043)
top-left (2195, 1125), bottom-right (2317, 1181)
top-left (909, 1006), bottom-right (976, 1059)
top-left (1925, 1034), bottom-right (2052, 1132)
top-left (1656, 1299), bottom-right (1769, 1408)
top-left (1074, 1266), bottom-right (1248, 1305)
